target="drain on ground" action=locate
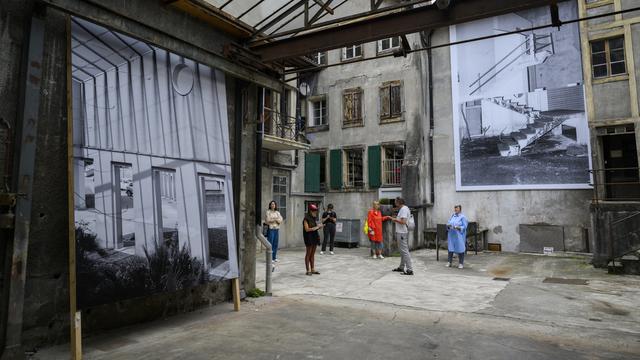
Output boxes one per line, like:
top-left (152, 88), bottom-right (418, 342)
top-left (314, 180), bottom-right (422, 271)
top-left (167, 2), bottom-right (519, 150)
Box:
top-left (492, 277), bottom-right (510, 281)
top-left (543, 278), bottom-right (588, 285)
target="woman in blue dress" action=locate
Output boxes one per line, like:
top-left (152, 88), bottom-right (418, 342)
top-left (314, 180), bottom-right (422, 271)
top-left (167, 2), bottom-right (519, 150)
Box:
top-left (446, 205), bottom-right (468, 269)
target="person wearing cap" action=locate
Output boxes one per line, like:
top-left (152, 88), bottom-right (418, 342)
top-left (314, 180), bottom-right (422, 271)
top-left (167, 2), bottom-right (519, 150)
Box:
top-left (303, 203), bottom-right (324, 276)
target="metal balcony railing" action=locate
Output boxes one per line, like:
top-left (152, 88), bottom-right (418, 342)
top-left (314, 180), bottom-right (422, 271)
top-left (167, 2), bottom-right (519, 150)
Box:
top-left (262, 108), bottom-right (305, 143)
top-left (589, 168), bottom-right (640, 203)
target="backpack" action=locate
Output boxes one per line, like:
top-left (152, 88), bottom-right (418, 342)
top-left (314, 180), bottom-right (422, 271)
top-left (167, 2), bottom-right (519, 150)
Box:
top-left (407, 213), bottom-right (416, 231)
top-left (363, 219), bottom-right (369, 235)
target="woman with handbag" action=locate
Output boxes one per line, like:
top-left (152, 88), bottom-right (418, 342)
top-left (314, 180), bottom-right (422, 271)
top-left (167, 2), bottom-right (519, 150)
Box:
top-left (265, 200), bottom-right (284, 262)
top-left (367, 201), bottom-right (391, 259)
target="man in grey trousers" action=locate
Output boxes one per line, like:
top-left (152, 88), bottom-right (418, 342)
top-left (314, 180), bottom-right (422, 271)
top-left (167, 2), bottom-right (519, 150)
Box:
top-left (391, 197), bottom-right (413, 275)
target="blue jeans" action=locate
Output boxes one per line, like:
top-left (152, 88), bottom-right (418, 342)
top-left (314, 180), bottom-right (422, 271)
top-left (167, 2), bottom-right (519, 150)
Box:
top-left (267, 229), bottom-right (279, 260)
top-left (448, 251), bottom-right (464, 265)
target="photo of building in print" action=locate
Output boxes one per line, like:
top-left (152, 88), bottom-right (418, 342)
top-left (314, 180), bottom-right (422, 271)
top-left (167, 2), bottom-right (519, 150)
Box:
top-left (450, 1), bottom-right (591, 190)
top-left (71, 17), bottom-right (238, 309)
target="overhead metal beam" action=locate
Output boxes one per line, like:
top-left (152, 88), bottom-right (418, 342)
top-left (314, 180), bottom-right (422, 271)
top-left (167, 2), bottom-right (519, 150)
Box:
top-left (309, 0), bottom-right (335, 25)
top-left (251, 0), bottom-right (307, 37)
top-left (251, 0), bottom-right (568, 62)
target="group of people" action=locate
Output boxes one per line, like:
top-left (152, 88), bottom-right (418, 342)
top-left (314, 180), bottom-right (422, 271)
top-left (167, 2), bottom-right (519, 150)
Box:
top-left (264, 198), bottom-right (469, 276)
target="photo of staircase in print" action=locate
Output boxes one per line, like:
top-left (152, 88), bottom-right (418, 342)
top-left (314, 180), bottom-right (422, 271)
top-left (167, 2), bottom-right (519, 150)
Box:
top-left (450, 1), bottom-right (591, 189)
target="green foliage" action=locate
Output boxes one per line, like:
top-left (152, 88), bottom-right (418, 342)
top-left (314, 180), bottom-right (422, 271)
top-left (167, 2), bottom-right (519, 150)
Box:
top-left (247, 288), bottom-right (266, 298)
top-left (75, 226), bottom-right (204, 308)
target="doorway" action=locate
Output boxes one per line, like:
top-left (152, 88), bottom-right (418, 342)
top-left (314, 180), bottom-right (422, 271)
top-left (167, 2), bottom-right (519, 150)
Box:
top-left (602, 132), bottom-right (640, 199)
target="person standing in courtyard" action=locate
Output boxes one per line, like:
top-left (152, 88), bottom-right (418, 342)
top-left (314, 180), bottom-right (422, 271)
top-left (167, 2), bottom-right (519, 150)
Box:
top-left (303, 204), bottom-right (324, 276)
top-left (368, 201), bottom-right (391, 259)
top-left (391, 198), bottom-right (413, 275)
top-left (321, 204), bottom-right (337, 255)
top-left (265, 200), bottom-right (283, 262)
top-left (446, 205), bottom-right (468, 269)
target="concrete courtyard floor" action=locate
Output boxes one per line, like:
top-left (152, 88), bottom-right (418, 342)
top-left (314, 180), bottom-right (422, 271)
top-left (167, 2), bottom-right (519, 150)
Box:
top-left (34, 248), bottom-right (640, 359)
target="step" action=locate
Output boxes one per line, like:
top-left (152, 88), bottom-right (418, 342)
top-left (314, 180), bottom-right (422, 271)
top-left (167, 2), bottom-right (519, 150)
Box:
top-left (521, 127), bottom-right (536, 134)
top-left (530, 121), bottom-right (545, 129)
top-left (510, 131), bottom-right (527, 140)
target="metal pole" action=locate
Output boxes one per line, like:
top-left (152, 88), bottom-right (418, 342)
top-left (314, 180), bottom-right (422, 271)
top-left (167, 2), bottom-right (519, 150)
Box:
top-left (2, 16), bottom-right (45, 360)
top-left (256, 226), bottom-right (272, 295)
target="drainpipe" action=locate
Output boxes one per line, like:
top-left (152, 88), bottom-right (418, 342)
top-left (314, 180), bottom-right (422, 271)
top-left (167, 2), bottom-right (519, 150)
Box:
top-left (422, 30), bottom-right (436, 205)
top-left (255, 87), bottom-right (272, 295)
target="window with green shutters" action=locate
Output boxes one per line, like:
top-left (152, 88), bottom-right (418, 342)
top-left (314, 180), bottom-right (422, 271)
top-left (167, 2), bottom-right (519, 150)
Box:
top-left (330, 149), bottom-right (343, 190)
top-left (305, 153), bottom-right (321, 193)
top-left (368, 145), bottom-right (381, 188)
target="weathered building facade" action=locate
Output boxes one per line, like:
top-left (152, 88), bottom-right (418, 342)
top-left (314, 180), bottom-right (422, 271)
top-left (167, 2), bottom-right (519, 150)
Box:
top-left (277, 0), bottom-right (595, 253)
top-left (580, 0), bottom-right (640, 268)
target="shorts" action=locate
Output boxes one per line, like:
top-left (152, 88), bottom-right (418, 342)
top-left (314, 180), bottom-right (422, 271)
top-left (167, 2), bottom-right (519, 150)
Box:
top-left (304, 235), bottom-right (320, 247)
top-left (370, 241), bottom-right (383, 250)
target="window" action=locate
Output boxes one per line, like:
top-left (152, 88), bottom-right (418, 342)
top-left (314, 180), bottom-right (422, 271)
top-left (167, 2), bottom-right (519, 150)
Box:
top-left (114, 163), bottom-right (135, 249)
top-left (272, 176), bottom-right (287, 219)
top-left (378, 37), bottom-right (400, 53)
top-left (344, 148), bottom-right (364, 189)
top-left (312, 52), bottom-right (327, 65)
top-left (343, 88), bottom-right (363, 127)
top-left (591, 37), bottom-right (626, 78)
top-left (200, 176), bottom-right (230, 276)
top-left (319, 152), bottom-right (327, 192)
top-left (342, 44), bottom-right (363, 61)
top-left (153, 168), bottom-right (179, 247)
top-left (380, 81), bottom-right (402, 121)
top-left (310, 98), bottom-right (327, 126)
top-left (383, 145), bottom-right (404, 186)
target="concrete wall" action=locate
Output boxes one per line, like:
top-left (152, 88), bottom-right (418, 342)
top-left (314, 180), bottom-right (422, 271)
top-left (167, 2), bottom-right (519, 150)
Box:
top-left (426, 28), bottom-right (592, 253)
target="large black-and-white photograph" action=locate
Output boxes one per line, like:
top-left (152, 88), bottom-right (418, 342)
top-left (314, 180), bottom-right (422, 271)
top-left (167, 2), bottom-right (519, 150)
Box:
top-left (450, 2), bottom-right (591, 190)
top-left (71, 17), bottom-right (238, 309)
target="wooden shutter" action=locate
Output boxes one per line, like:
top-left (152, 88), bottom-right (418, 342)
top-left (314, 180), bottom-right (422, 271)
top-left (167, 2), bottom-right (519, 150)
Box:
top-left (368, 145), bottom-right (381, 188)
top-left (305, 153), bottom-right (321, 193)
top-left (380, 86), bottom-right (390, 119)
top-left (390, 84), bottom-right (402, 117)
top-left (354, 90), bottom-right (362, 122)
top-left (330, 149), bottom-right (343, 190)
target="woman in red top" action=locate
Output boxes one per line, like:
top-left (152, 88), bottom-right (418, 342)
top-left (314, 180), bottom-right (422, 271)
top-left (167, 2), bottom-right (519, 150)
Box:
top-left (368, 201), bottom-right (391, 259)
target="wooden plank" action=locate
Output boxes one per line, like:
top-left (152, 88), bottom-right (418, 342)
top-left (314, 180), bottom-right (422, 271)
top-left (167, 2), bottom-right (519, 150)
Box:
top-left (232, 277), bottom-right (241, 311)
top-left (66, 15), bottom-right (82, 360)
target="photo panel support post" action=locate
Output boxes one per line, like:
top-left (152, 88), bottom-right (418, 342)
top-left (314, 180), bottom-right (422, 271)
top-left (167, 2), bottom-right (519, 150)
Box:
top-left (66, 15), bottom-right (82, 360)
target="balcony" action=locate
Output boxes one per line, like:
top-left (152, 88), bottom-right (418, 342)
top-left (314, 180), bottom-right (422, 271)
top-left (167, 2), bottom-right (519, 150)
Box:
top-left (261, 109), bottom-right (310, 151)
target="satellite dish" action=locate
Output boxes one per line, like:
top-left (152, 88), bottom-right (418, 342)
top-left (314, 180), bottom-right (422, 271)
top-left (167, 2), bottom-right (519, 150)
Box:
top-left (299, 82), bottom-right (311, 96)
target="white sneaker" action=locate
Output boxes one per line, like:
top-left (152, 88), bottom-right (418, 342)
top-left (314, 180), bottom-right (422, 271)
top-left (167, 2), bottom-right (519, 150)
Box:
top-left (372, 254), bottom-right (377, 259)
top-left (330, 251), bottom-right (334, 255)
top-left (458, 264), bottom-right (464, 269)
top-left (320, 251), bottom-right (324, 255)
top-left (274, 258), bottom-right (279, 262)
top-left (378, 254), bottom-right (384, 259)
top-left (446, 262), bottom-right (451, 267)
